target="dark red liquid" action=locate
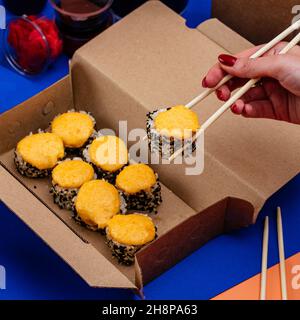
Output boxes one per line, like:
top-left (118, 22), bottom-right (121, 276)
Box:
top-left (51, 0), bottom-right (113, 56)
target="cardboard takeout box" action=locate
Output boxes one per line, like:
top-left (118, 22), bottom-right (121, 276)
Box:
top-left (0, 2), bottom-right (299, 295)
top-left (212, 0), bottom-right (300, 45)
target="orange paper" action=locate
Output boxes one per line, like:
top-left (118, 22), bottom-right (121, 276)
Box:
top-left (213, 253), bottom-right (300, 300)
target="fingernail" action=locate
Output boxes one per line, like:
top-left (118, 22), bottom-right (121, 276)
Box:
top-left (218, 54), bottom-right (237, 67)
top-left (202, 77), bottom-right (208, 88)
top-left (232, 103), bottom-right (239, 113)
top-left (216, 89), bottom-right (226, 101)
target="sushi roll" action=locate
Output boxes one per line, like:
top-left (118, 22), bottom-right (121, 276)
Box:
top-left (115, 164), bottom-right (162, 214)
top-left (83, 135), bottom-right (128, 184)
top-left (146, 105), bottom-right (200, 159)
top-left (106, 214), bottom-right (156, 265)
top-left (74, 180), bottom-right (125, 232)
top-left (51, 110), bottom-right (96, 156)
top-left (50, 158), bottom-right (95, 211)
top-left (14, 132), bottom-right (65, 178)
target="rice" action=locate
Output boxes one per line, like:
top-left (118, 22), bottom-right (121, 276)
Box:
top-left (106, 234), bottom-right (144, 265)
top-left (106, 225), bottom-right (158, 265)
top-left (118, 178), bottom-right (162, 214)
top-left (146, 108), bottom-right (197, 159)
top-left (50, 183), bottom-right (78, 211)
top-left (14, 150), bottom-right (51, 178)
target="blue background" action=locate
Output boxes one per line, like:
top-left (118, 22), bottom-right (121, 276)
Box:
top-left (0, 0), bottom-right (299, 300)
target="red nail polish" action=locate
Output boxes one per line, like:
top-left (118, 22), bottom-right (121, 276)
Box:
top-left (202, 77), bottom-right (208, 88)
top-left (216, 89), bottom-right (226, 101)
top-left (218, 54), bottom-right (237, 67)
top-left (232, 103), bottom-right (238, 113)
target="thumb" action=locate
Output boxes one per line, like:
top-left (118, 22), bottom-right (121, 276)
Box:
top-left (218, 54), bottom-right (290, 81)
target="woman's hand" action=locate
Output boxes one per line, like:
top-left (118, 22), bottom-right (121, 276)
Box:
top-left (202, 42), bottom-right (300, 124)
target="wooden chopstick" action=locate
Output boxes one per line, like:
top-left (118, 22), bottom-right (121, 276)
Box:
top-left (185, 19), bottom-right (300, 110)
top-left (169, 32), bottom-right (300, 161)
top-left (260, 216), bottom-right (269, 300)
top-left (144, 22), bottom-right (300, 144)
top-left (277, 207), bottom-right (288, 300)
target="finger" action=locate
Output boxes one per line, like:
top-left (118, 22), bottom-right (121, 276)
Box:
top-left (242, 101), bottom-right (277, 119)
top-left (215, 85), bottom-right (231, 101)
top-left (219, 54), bottom-right (293, 81)
top-left (203, 45), bottom-right (280, 88)
top-left (203, 65), bottom-right (227, 88)
top-left (240, 85), bottom-right (268, 103)
top-left (202, 43), bottom-right (300, 89)
top-left (231, 99), bottom-right (276, 119)
top-left (263, 79), bottom-right (290, 121)
top-left (227, 78), bottom-right (249, 91)
top-left (265, 42), bottom-right (300, 57)
top-left (215, 79), bottom-right (265, 102)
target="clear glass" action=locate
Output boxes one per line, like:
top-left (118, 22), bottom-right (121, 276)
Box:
top-left (50, 0), bottom-right (114, 56)
top-left (3, 16), bottom-right (51, 76)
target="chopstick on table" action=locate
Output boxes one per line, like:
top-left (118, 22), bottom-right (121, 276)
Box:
top-left (260, 216), bottom-right (269, 301)
top-left (169, 31), bottom-right (300, 162)
top-left (185, 19), bottom-right (300, 110)
top-left (260, 209), bottom-right (288, 301)
top-left (277, 207), bottom-right (288, 300)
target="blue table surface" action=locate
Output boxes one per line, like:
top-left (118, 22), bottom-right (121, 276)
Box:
top-left (0, 0), bottom-right (299, 300)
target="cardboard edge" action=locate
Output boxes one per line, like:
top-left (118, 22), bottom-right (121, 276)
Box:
top-left (197, 18), bottom-right (253, 54)
top-left (0, 77), bottom-right (73, 154)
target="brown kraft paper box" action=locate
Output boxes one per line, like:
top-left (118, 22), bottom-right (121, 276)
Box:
top-left (212, 0), bottom-right (300, 44)
top-left (0, 2), bottom-right (299, 296)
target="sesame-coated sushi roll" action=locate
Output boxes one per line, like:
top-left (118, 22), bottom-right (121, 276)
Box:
top-left (146, 105), bottom-right (200, 159)
top-left (83, 135), bottom-right (128, 184)
top-left (51, 110), bottom-right (96, 155)
top-left (50, 158), bottom-right (95, 211)
top-left (14, 132), bottom-right (65, 178)
top-left (74, 180), bottom-right (125, 232)
top-left (106, 214), bottom-right (156, 265)
top-left (115, 164), bottom-right (162, 214)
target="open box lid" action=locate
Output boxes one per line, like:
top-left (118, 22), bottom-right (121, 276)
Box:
top-left (1, 1), bottom-right (299, 291)
top-left (71, 1), bottom-right (300, 220)
top-left (212, 0), bottom-right (300, 45)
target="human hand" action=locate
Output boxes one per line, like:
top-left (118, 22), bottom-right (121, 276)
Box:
top-left (202, 43), bottom-right (300, 124)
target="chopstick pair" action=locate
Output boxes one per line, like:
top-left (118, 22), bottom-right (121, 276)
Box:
top-left (169, 21), bottom-right (300, 161)
top-left (260, 207), bottom-right (287, 300)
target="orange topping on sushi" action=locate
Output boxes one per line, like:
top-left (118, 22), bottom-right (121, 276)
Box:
top-left (17, 133), bottom-right (64, 170)
top-left (116, 164), bottom-right (157, 194)
top-left (89, 135), bottom-right (128, 172)
top-left (107, 214), bottom-right (156, 246)
top-left (75, 180), bottom-right (120, 229)
top-left (52, 112), bottom-right (94, 148)
top-left (52, 160), bottom-right (94, 189)
top-left (154, 105), bottom-right (200, 139)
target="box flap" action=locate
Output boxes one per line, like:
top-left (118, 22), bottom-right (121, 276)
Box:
top-left (197, 18), bottom-right (252, 54)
